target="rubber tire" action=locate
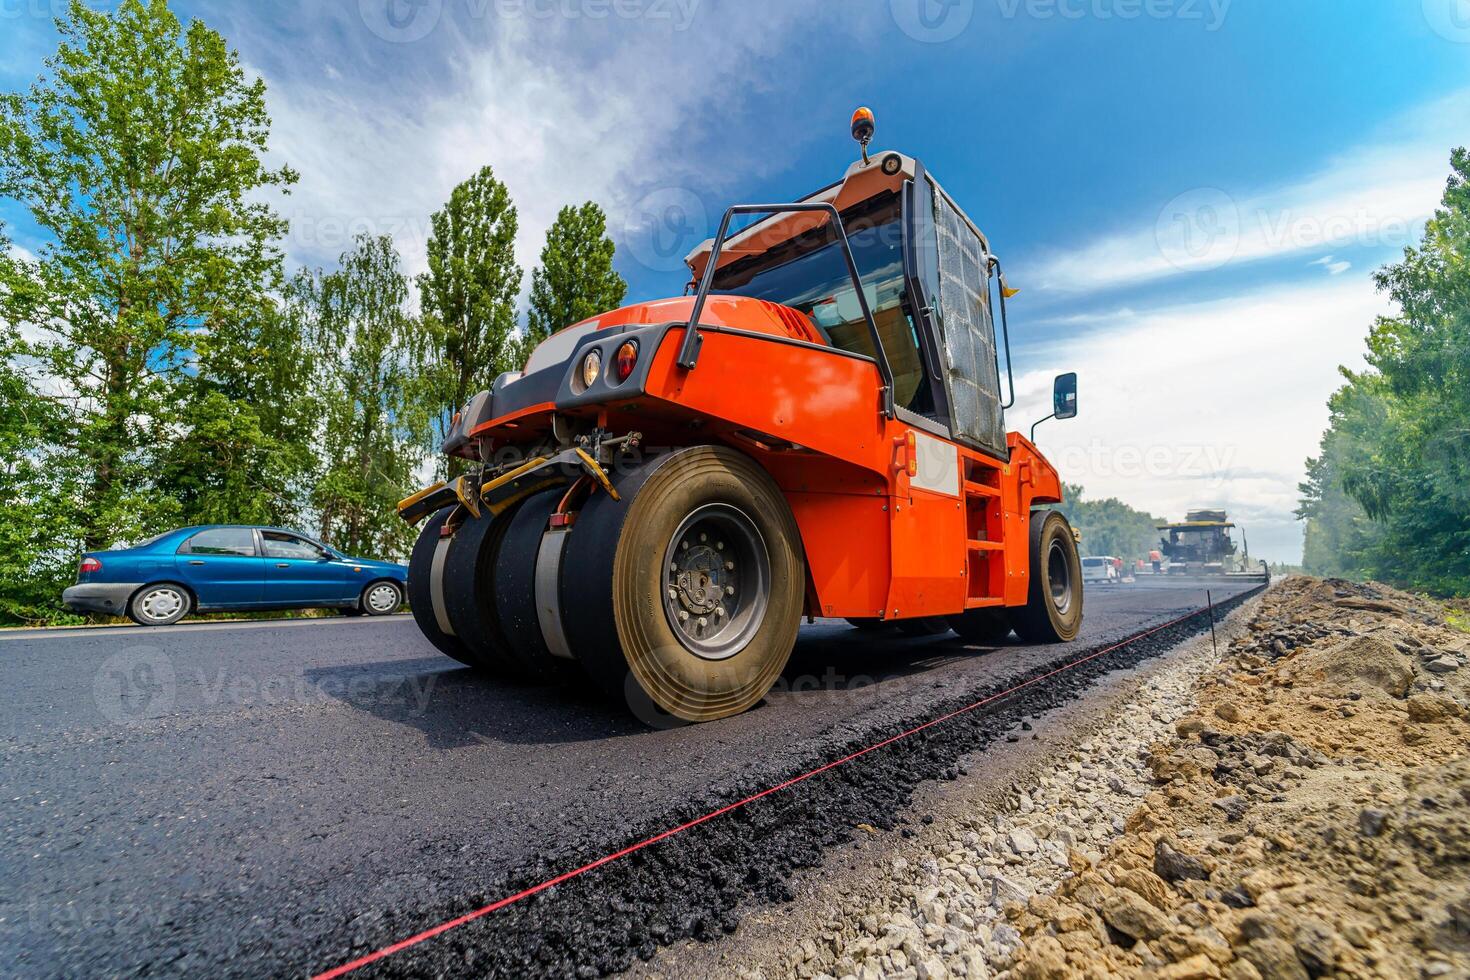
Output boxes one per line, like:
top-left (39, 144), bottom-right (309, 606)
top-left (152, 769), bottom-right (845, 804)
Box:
top-left (1010, 510), bottom-right (1084, 643)
top-left (441, 503), bottom-right (528, 677)
top-left (949, 608), bottom-right (1012, 644)
top-left (563, 446), bottom-right (805, 723)
top-left (493, 488), bottom-right (581, 682)
top-left (126, 583), bottom-right (191, 626)
top-left (359, 579), bottom-right (403, 616)
top-left (898, 617), bottom-right (953, 636)
top-left (407, 506), bottom-right (476, 667)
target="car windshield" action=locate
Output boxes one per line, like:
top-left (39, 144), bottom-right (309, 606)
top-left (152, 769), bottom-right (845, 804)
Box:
top-left (710, 192), bottom-right (933, 415)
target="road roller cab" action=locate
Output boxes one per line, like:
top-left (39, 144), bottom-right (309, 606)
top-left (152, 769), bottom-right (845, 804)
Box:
top-left (400, 109), bottom-right (1083, 722)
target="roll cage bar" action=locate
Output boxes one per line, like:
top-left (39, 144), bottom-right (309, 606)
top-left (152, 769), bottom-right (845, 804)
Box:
top-left (676, 183), bottom-right (1018, 438)
top-left (677, 202), bottom-right (898, 419)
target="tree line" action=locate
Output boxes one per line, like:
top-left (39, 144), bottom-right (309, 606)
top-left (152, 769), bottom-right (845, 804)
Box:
top-left (1297, 148), bottom-right (1469, 597)
top-left (0, 0), bottom-right (627, 624)
top-left (1053, 483), bottom-right (1165, 563)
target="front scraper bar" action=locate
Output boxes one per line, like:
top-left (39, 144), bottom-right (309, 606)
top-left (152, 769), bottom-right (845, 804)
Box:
top-left (396, 447), bottom-right (619, 527)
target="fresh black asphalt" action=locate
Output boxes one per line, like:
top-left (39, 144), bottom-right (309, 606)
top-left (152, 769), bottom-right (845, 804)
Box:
top-left (0, 580), bottom-right (1259, 978)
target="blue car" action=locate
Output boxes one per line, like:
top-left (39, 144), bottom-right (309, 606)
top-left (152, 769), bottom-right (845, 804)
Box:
top-left (62, 526), bottom-right (409, 626)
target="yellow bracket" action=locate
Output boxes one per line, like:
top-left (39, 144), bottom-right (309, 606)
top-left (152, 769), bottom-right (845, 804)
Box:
top-left (479, 456), bottom-right (549, 498)
top-left (452, 474), bottom-right (481, 520)
top-left (396, 480), bottom-right (446, 515)
top-left (575, 449), bottom-right (620, 502)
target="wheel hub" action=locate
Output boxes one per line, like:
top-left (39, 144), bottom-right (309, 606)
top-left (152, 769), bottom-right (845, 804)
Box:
top-left (661, 504), bottom-right (769, 661)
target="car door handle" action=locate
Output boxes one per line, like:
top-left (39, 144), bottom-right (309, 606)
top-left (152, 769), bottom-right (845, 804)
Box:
top-left (188, 560), bottom-right (205, 566)
top-left (275, 563), bottom-right (290, 568)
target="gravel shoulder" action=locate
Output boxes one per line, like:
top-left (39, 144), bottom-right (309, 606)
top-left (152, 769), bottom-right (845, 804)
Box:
top-left (648, 576), bottom-right (1470, 980)
top-left (633, 589), bottom-right (1262, 980)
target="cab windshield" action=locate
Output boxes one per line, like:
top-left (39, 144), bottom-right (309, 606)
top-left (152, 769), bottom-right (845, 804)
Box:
top-left (711, 192), bottom-right (934, 415)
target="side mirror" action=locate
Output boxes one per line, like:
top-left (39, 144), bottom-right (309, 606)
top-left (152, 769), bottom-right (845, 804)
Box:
top-left (1030, 371), bottom-right (1079, 442)
top-left (1053, 372), bottom-right (1078, 419)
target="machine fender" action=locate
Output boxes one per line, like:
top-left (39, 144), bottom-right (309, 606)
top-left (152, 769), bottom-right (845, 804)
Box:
top-left (429, 532), bottom-right (456, 636)
top-left (535, 528), bottom-right (577, 661)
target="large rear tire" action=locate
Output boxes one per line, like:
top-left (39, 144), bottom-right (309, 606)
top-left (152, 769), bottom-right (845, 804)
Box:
top-left (1010, 510), bottom-right (1084, 643)
top-left (407, 507), bottom-right (476, 667)
top-left (563, 446), bottom-right (805, 723)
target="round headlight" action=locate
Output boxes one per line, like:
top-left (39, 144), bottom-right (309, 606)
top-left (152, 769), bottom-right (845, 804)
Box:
top-left (580, 348), bottom-right (602, 388)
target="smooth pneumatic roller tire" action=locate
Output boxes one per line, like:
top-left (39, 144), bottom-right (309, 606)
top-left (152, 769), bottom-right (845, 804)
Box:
top-left (492, 487), bottom-right (582, 682)
top-left (897, 617), bottom-right (953, 637)
top-left (948, 607), bottom-right (1013, 645)
top-left (440, 500), bottom-right (529, 677)
top-left (562, 446), bottom-right (806, 723)
top-left (1010, 510), bottom-right (1084, 643)
top-left (407, 506), bottom-right (476, 667)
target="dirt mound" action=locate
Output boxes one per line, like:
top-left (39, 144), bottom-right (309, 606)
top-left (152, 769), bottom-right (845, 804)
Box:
top-left (1003, 577), bottom-right (1470, 980)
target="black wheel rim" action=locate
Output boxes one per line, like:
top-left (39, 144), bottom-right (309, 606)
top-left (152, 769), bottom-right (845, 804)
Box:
top-left (661, 503), bottom-right (770, 661)
top-left (1047, 538), bottom-right (1073, 617)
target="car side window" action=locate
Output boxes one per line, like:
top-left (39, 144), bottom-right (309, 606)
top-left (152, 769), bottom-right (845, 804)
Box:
top-left (179, 528), bottom-right (257, 557)
top-left (260, 531), bottom-right (330, 561)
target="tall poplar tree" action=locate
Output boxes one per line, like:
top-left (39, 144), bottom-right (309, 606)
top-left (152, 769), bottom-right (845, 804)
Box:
top-left (525, 202), bottom-right (627, 349)
top-left (417, 166), bottom-right (522, 469)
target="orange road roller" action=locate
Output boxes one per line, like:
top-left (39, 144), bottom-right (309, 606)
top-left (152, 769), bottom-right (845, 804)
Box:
top-left (400, 110), bottom-right (1082, 722)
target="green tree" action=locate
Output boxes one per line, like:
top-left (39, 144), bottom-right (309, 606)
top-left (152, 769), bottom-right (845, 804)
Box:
top-left (0, 0), bottom-right (296, 551)
top-left (417, 166), bottom-right (521, 469)
top-left (526, 201), bottom-right (627, 349)
top-left (1298, 148), bottom-right (1470, 595)
top-left (156, 298), bottom-right (318, 526)
top-left (306, 235), bottom-right (427, 560)
top-left (1053, 483), bottom-right (1165, 561)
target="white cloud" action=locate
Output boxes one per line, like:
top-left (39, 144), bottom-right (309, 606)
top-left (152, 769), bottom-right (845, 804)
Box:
top-left (1025, 89), bottom-right (1466, 295)
top-left (249, 4), bottom-right (858, 295)
top-left (1309, 255), bottom-right (1351, 276)
top-left (1011, 275), bottom-right (1391, 564)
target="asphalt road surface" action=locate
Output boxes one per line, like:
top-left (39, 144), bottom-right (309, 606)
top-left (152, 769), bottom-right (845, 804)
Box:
top-left (0, 579), bottom-right (1259, 978)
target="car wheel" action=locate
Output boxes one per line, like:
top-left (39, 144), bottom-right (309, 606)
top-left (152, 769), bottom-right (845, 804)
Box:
top-left (360, 580), bottom-right (403, 616)
top-left (128, 584), bottom-right (191, 626)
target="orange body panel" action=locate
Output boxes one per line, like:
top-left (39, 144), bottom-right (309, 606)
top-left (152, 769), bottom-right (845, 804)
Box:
top-left (469, 299), bottom-right (1064, 621)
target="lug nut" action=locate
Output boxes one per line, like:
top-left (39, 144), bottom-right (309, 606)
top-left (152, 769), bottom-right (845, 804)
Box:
top-left (725, 561), bottom-right (734, 571)
top-left (668, 588), bottom-right (677, 600)
top-left (699, 532), bottom-right (707, 542)
top-left (715, 607), bottom-right (725, 618)
top-left (697, 617), bottom-right (707, 628)
top-left (681, 540), bottom-right (689, 551)
top-left (678, 610), bottom-right (689, 622)
top-left (716, 541), bottom-right (724, 550)
top-left (725, 586), bottom-right (734, 595)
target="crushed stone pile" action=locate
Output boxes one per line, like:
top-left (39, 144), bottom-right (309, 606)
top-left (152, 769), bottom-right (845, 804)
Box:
top-left (1004, 577), bottom-right (1470, 980)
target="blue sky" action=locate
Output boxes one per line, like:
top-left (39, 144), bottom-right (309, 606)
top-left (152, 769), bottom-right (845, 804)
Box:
top-left (3, 0), bottom-right (1467, 562)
